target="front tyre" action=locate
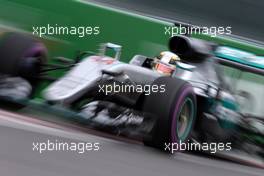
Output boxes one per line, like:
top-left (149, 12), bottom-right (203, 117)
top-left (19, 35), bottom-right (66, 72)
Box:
top-left (0, 32), bottom-right (47, 86)
top-left (142, 77), bottom-right (197, 151)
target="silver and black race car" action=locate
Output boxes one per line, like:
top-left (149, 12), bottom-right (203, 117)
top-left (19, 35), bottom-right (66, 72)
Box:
top-left (0, 33), bottom-right (263, 153)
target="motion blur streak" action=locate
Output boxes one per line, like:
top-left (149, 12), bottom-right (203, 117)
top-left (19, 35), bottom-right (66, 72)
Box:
top-left (86, 0), bottom-right (264, 42)
top-left (0, 110), bottom-right (263, 176)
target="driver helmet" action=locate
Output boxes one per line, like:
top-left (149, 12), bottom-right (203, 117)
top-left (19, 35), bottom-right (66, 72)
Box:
top-left (154, 51), bottom-right (180, 75)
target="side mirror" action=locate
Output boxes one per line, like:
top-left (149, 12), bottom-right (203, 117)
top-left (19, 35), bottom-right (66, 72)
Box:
top-left (99, 43), bottom-right (122, 60)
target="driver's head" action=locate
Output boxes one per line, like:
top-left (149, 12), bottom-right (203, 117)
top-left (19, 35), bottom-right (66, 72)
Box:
top-left (153, 51), bottom-right (180, 75)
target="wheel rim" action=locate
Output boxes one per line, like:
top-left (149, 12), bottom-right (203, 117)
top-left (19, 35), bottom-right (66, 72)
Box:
top-left (176, 98), bottom-right (194, 141)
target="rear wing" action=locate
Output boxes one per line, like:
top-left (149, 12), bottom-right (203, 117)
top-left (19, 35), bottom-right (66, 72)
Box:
top-left (214, 46), bottom-right (264, 76)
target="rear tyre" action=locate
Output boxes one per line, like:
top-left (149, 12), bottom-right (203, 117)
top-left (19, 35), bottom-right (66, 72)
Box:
top-left (142, 77), bottom-right (197, 152)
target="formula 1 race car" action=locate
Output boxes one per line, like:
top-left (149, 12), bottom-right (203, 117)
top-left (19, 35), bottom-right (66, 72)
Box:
top-left (0, 32), bottom-right (263, 154)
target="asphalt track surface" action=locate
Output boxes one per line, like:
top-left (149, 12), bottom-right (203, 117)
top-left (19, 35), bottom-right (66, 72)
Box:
top-left (0, 109), bottom-right (263, 176)
top-left (85, 0), bottom-right (264, 44)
